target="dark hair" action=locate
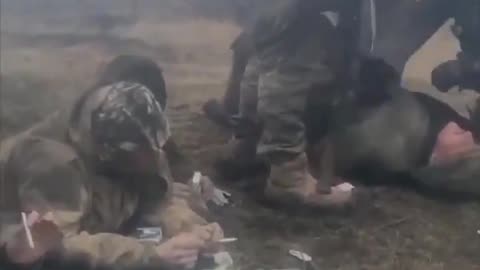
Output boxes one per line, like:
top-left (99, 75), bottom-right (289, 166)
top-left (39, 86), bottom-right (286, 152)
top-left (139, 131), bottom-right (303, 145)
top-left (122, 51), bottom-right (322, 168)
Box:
top-left (69, 55), bottom-right (167, 140)
top-left (96, 55), bottom-right (167, 109)
top-left (354, 56), bottom-right (400, 106)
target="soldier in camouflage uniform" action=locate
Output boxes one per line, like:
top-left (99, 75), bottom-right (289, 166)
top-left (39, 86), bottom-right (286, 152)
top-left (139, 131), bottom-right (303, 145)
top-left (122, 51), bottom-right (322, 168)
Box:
top-left (0, 56), bottom-right (224, 269)
top-left (227, 0), bottom-right (355, 209)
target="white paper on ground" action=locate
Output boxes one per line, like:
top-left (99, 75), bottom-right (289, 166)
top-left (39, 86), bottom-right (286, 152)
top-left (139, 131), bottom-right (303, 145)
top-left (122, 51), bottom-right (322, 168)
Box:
top-left (333, 183), bottom-right (355, 192)
top-left (288, 249), bottom-right (312, 262)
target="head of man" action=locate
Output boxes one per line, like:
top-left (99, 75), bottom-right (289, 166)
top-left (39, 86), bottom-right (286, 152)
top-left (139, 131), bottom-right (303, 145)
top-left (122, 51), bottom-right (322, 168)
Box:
top-left (90, 82), bottom-right (170, 176)
top-left (414, 121), bottom-right (480, 196)
top-left (430, 122), bottom-right (476, 165)
top-left (353, 56), bottom-right (400, 106)
top-left (96, 55), bottom-right (167, 109)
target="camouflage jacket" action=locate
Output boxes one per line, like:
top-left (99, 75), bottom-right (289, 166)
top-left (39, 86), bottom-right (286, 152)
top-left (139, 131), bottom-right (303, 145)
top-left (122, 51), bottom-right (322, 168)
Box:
top-left (0, 84), bottom-right (208, 266)
top-left (248, 0), bottom-right (347, 73)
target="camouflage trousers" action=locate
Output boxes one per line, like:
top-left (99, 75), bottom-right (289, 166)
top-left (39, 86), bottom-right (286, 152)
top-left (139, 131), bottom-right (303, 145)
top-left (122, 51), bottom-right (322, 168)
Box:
top-left (237, 10), bottom-right (344, 164)
top-left (239, 55), bottom-right (337, 164)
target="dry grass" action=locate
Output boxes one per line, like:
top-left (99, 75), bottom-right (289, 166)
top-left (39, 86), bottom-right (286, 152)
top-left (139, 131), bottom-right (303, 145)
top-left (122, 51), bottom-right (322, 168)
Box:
top-left (124, 19), bottom-right (240, 63)
top-left (0, 16), bottom-right (241, 111)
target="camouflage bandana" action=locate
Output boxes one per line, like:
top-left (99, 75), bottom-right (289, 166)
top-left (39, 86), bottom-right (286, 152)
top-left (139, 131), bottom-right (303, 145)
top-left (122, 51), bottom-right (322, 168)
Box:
top-left (90, 81), bottom-right (170, 161)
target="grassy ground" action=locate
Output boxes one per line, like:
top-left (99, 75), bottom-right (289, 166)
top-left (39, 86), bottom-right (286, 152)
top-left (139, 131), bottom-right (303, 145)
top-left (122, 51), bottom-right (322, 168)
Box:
top-left (1, 14), bottom-right (480, 270)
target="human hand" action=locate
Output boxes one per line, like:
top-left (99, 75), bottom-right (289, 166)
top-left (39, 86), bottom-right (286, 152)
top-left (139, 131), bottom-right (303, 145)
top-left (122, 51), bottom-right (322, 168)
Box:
top-left (191, 223), bottom-right (225, 255)
top-left (155, 232), bottom-right (207, 269)
top-left (155, 222), bottom-right (226, 268)
top-left (191, 173), bottom-right (231, 206)
top-left (5, 212), bottom-right (62, 265)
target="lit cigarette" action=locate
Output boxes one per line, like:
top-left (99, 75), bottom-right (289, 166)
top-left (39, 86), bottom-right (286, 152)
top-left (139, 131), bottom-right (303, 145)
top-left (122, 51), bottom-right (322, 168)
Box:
top-left (216, 237), bottom-right (238, 243)
top-left (21, 212), bottom-right (35, 249)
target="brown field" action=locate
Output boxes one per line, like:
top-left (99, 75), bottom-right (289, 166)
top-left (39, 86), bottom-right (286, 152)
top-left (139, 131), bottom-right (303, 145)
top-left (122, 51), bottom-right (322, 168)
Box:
top-left (1, 10), bottom-right (480, 270)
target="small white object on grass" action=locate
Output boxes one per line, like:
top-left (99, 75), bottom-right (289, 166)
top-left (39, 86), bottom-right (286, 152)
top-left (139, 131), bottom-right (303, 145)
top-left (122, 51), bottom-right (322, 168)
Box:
top-left (288, 249), bottom-right (312, 262)
top-left (213, 251), bottom-right (234, 267)
top-left (333, 182), bottom-right (355, 192)
top-left (21, 212), bottom-right (35, 249)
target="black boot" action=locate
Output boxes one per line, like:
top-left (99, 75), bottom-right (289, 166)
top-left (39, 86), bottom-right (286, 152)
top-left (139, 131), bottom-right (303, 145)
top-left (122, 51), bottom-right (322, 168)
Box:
top-left (431, 60), bottom-right (462, 92)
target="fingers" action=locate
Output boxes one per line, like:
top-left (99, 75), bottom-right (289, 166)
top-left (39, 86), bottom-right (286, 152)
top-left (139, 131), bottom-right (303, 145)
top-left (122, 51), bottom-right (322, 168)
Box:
top-left (199, 176), bottom-right (231, 206)
top-left (191, 223), bottom-right (221, 241)
top-left (208, 223), bottom-right (224, 241)
top-left (158, 234), bottom-right (206, 269)
top-left (172, 248), bottom-right (198, 257)
top-left (191, 223), bottom-right (225, 254)
top-left (211, 188), bottom-right (231, 206)
top-left (172, 233), bottom-right (207, 250)
top-left (157, 245), bottom-right (199, 269)
top-left (190, 226), bottom-right (213, 242)
top-left (31, 221), bottom-right (63, 249)
top-left (5, 212), bottom-right (60, 265)
top-left (26, 211), bottom-right (41, 226)
top-left (159, 223), bottom-right (227, 268)
top-left (176, 253), bottom-right (198, 269)
top-left (184, 223), bottom-right (225, 254)
top-left (205, 223), bottom-right (225, 253)
top-left (6, 232), bottom-right (50, 264)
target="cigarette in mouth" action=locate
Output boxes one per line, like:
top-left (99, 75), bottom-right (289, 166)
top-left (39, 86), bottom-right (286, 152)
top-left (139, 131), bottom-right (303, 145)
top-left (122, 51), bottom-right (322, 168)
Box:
top-left (21, 212), bottom-right (35, 249)
top-left (216, 237), bottom-right (238, 243)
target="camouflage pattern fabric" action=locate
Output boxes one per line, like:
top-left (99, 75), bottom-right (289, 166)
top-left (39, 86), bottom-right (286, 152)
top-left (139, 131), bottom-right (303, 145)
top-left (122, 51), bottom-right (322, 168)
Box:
top-left (0, 81), bottom-right (209, 266)
top-left (68, 81), bottom-right (170, 164)
top-left (245, 5), bottom-right (346, 163)
top-left (90, 81), bottom-right (171, 162)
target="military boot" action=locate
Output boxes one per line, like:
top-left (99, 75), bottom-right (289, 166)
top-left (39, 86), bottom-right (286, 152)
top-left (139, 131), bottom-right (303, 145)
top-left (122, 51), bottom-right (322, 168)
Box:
top-left (431, 60), bottom-right (462, 92)
top-left (432, 55), bottom-right (480, 92)
top-left (264, 153), bottom-right (353, 210)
